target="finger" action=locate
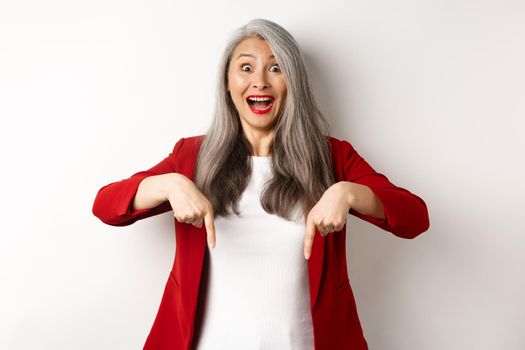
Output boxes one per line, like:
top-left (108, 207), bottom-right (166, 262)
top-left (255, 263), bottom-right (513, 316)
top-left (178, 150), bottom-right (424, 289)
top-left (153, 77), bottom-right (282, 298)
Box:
top-left (189, 208), bottom-right (206, 228)
top-left (318, 223), bottom-right (330, 236)
top-left (304, 216), bottom-right (316, 260)
top-left (204, 210), bottom-right (216, 249)
top-left (322, 222), bottom-right (339, 235)
top-left (193, 217), bottom-right (204, 228)
top-left (186, 216), bottom-right (198, 225)
top-left (186, 217), bottom-right (197, 225)
top-left (175, 215), bottom-right (193, 224)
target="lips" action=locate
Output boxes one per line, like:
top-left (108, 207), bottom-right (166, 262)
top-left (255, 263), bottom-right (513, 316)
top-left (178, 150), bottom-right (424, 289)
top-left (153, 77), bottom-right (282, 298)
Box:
top-left (246, 95), bottom-right (275, 115)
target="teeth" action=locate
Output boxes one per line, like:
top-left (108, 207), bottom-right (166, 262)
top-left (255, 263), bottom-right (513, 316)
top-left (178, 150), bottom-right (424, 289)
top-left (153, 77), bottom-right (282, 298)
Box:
top-left (247, 97), bottom-right (273, 102)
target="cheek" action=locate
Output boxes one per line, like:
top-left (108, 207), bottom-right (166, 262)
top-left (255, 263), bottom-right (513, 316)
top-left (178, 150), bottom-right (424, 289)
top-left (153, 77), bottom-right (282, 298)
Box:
top-left (228, 78), bottom-right (247, 98)
top-left (277, 86), bottom-right (287, 103)
top-left (274, 78), bottom-right (287, 97)
top-left (281, 80), bottom-right (288, 93)
top-left (229, 73), bottom-right (247, 87)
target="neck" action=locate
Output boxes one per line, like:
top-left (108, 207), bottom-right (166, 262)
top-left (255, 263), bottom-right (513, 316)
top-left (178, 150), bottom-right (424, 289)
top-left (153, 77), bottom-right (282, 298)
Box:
top-left (242, 128), bottom-right (274, 156)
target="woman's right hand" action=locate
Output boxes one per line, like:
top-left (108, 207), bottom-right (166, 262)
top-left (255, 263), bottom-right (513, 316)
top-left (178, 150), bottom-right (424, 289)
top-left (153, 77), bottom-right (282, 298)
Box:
top-left (163, 173), bottom-right (216, 249)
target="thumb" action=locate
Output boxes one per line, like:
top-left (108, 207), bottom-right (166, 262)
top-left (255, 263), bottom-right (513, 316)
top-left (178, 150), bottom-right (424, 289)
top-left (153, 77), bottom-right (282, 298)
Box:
top-left (204, 209), bottom-right (216, 249)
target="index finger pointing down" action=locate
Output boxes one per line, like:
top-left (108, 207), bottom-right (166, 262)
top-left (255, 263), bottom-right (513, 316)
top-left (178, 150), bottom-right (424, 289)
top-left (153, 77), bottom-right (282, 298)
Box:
top-left (304, 216), bottom-right (316, 259)
top-left (204, 211), bottom-right (216, 249)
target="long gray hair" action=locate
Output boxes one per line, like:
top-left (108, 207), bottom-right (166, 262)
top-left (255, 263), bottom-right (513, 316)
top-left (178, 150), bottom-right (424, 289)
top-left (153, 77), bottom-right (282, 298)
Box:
top-left (194, 18), bottom-right (335, 221)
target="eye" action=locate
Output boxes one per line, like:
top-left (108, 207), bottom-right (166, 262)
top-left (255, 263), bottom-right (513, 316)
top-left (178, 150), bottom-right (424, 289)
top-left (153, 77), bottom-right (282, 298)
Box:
top-left (240, 63), bottom-right (280, 73)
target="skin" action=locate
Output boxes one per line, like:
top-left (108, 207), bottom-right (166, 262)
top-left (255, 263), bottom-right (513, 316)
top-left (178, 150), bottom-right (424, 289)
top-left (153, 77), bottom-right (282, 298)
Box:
top-left (303, 181), bottom-right (385, 259)
top-left (143, 37), bottom-right (386, 259)
top-left (226, 36), bottom-right (287, 156)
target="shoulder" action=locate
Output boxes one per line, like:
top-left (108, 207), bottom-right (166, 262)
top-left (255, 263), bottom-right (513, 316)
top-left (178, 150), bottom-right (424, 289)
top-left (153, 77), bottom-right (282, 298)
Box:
top-left (179, 134), bottom-right (205, 144)
top-left (169, 135), bottom-right (206, 173)
top-left (326, 134), bottom-right (353, 147)
top-left (173, 134), bottom-right (205, 152)
top-left (325, 135), bottom-right (355, 160)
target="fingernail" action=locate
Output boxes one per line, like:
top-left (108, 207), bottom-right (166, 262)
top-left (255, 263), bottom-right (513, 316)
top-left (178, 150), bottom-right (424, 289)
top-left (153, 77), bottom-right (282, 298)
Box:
top-left (304, 251), bottom-right (310, 259)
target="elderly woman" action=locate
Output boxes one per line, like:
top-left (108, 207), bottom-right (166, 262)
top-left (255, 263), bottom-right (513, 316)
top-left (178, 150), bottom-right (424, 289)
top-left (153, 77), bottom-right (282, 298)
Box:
top-left (92, 18), bottom-right (430, 350)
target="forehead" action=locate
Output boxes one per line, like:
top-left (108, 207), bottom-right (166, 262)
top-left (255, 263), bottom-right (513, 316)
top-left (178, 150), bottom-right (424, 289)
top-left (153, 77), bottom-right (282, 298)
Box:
top-left (232, 37), bottom-right (275, 59)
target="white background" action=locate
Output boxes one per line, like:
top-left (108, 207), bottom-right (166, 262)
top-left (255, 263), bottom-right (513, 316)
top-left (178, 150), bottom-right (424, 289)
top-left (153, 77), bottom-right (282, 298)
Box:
top-left (1, 0), bottom-right (524, 349)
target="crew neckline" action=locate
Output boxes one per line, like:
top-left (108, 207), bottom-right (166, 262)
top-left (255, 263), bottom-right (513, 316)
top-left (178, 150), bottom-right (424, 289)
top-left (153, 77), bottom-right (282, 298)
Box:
top-left (249, 155), bottom-right (271, 158)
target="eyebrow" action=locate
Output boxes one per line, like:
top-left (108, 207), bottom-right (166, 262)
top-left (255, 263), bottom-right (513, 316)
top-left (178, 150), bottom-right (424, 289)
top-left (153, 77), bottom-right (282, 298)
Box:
top-left (236, 53), bottom-right (275, 60)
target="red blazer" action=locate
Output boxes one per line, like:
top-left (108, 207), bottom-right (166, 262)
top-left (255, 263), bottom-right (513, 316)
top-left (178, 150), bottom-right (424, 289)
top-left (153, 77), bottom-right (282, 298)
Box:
top-left (92, 135), bottom-right (430, 350)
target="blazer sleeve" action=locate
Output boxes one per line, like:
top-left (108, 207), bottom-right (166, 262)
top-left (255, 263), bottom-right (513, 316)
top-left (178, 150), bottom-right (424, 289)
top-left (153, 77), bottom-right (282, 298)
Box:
top-left (341, 139), bottom-right (430, 239)
top-left (92, 137), bottom-right (185, 227)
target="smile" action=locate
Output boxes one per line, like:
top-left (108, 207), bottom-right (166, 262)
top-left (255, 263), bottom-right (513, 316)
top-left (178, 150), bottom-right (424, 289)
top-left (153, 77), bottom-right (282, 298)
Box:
top-left (246, 95), bottom-right (275, 115)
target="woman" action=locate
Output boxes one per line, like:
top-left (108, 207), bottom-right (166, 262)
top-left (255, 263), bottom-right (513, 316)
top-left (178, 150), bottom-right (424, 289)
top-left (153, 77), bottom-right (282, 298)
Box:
top-left (92, 18), bottom-right (430, 350)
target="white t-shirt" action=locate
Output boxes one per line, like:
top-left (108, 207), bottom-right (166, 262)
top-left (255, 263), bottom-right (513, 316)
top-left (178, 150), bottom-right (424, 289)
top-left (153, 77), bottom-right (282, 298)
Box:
top-left (194, 155), bottom-right (314, 350)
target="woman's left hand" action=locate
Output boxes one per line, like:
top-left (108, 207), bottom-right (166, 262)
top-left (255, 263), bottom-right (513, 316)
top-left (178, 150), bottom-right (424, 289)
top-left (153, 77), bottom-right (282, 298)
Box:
top-left (304, 181), bottom-right (354, 260)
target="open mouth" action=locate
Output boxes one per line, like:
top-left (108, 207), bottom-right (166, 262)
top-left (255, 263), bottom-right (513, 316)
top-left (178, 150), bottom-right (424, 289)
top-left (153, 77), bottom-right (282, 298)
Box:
top-left (246, 96), bottom-right (275, 114)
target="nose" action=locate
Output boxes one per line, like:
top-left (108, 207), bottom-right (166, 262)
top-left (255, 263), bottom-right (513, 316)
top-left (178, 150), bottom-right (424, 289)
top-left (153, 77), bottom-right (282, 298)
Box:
top-left (252, 70), bottom-right (270, 89)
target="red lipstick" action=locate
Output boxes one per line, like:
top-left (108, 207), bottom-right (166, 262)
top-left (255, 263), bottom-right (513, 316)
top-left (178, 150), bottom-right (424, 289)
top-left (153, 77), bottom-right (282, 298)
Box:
top-left (246, 94), bottom-right (275, 115)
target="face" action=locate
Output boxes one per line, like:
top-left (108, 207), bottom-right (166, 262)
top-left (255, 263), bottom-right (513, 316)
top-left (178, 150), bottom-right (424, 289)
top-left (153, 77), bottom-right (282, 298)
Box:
top-left (227, 37), bottom-right (287, 136)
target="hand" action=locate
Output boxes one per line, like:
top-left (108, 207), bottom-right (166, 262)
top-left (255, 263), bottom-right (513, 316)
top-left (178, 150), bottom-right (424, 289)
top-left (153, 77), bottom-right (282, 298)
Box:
top-left (304, 182), bottom-right (353, 259)
top-left (164, 173), bottom-right (217, 249)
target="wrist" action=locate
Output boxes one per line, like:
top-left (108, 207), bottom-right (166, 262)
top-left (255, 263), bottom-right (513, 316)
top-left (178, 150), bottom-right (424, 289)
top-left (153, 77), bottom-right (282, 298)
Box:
top-left (339, 181), bottom-right (358, 209)
top-left (158, 173), bottom-right (181, 201)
